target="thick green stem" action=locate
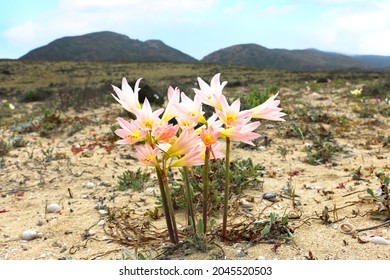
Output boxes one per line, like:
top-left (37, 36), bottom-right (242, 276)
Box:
top-left (162, 169), bottom-right (179, 243)
top-left (183, 166), bottom-right (197, 235)
top-left (222, 137), bottom-right (231, 240)
top-left (202, 147), bottom-right (211, 234)
top-left (156, 166), bottom-right (179, 244)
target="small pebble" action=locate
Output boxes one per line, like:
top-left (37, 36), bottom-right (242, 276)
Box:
top-left (98, 209), bottom-right (108, 215)
top-left (305, 185), bottom-right (321, 190)
top-left (85, 182), bottom-right (96, 188)
top-left (82, 195), bottom-right (89, 199)
top-left (97, 220), bottom-right (105, 227)
top-left (257, 256), bottom-right (266, 260)
top-left (52, 241), bottom-right (61, 248)
top-left (304, 143), bottom-right (313, 149)
top-left (22, 230), bottom-right (38, 241)
top-left (47, 203), bottom-right (61, 213)
top-left (263, 192), bottom-right (278, 202)
top-left (36, 220), bottom-right (45, 226)
top-left (239, 199), bottom-right (253, 209)
top-left (369, 236), bottom-right (390, 245)
top-left (94, 202), bottom-right (105, 210)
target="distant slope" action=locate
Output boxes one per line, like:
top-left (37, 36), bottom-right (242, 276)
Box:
top-left (201, 44), bottom-right (371, 71)
top-left (350, 55), bottom-right (390, 68)
top-left (20, 31), bottom-right (197, 63)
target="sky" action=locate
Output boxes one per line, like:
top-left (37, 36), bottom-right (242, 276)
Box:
top-left (1, 0), bottom-right (390, 60)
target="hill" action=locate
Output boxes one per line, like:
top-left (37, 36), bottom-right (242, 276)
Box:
top-left (19, 31), bottom-right (197, 63)
top-left (201, 44), bottom-right (371, 71)
top-left (350, 55), bottom-right (390, 68)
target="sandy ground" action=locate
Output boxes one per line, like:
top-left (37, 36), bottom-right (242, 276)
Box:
top-left (1, 89), bottom-right (389, 260)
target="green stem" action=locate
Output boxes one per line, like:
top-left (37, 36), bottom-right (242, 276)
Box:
top-left (222, 137), bottom-right (231, 240)
top-left (156, 166), bottom-right (179, 244)
top-left (202, 147), bottom-right (210, 234)
top-left (183, 166), bottom-right (197, 235)
top-left (161, 167), bottom-right (179, 243)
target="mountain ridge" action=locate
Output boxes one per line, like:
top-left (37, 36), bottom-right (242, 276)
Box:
top-left (19, 31), bottom-right (390, 71)
top-left (20, 31), bottom-right (198, 63)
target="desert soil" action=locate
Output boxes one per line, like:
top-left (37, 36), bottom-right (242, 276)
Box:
top-left (1, 87), bottom-right (389, 260)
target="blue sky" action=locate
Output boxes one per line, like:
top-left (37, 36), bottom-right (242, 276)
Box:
top-left (1, 0), bottom-right (390, 59)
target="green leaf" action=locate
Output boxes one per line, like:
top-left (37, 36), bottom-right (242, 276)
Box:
top-left (367, 188), bottom-right (377, 199)
top-left (196, 219), bottom-right (204, 236)
top-left (261, 224), bottom-right (271, 236)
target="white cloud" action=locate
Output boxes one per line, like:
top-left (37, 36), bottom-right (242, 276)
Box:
top-left (315, 1), bottom-right (390, 54)
top-left (223, 1), bottom-right (244, 15)
top-left (259, 4), bottom-right (296, 17)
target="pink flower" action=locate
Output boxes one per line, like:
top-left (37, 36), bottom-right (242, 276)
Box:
top-left (174, 92), bottom-right (206, 128)
top-left (161, 86), bottom-right (180, 122)
top-left (193, 73), bottom-right (227, 110)
top-left (164, 128), bottom-right (201, 158)
top-left (250, 93), bottom-right (286, 121)
top-left (200, 126), bottom-right (221, 147)
top-left (134, 98), bottom-right (164, 131)
top-left (153, 122), bottom-right (179, 144)
top-left (169, 146), bottom-right (204, 168)
top-left (134, 144), bottom-right (159, 167)
top-left (217, 95), bottom-right (252, 128)
top-left (115, 117), bottom-right (147, 145)
top-left (221, 121), bottom-right (261, 145)
top-left (112, 78), bottom-right (142, 114)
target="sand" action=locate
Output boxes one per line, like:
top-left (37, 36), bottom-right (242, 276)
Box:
top-left (1, 89), bottom-right (389, 260)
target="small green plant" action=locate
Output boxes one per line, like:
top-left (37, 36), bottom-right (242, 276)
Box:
top-left (42, 147), bottom-right (55, 162)
top-left (20, 88), bottom-right (53, 103)
top-left (67, 120), bottom-right (86, 136)
top-left (351, 166), bottom-right (363, 180)
top-left (120, 245), bottom-right (153, 260)
top-left (11, 136), bottom-right (28, 148)
top-left (303, 137), bottom-right (339, 165)
top-left (0, 140), bottom-right (11, 156)
top-left (25, 147), bottom-right (35, 159)
top-left (117, 168), bottom-right (150, 191)
top-left (367, 176), bottom-right (390, 220)
top-left (241, 86), bottom-right (279, 110)
top-left (228, 158), bottom-right (264, 193)
top-left (277, 145), bottom-right (289, 161)
top-left (39, 111), bottom-right (63, 137)
top-left (252, 211), bottom-right (293, 242)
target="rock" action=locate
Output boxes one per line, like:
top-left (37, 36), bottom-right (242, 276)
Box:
top-left (94, 202), bottom-right (105, 210)
top-left (47, 203), bottom-right (61, 213)
top-left (22, 230), bottom-right (39, 241)
top-left (305, 185), bottom-right (321, 190)
top-left (263, 192), bottom-right (278, 202)
top-left (85, 182), bottom-right (96, 188)
top-left (303, 143), bottom-right (313, 149)
top-left (369, 236), bottom-right (390, 245)
top-left (239, 199), bottom-right (253, 209)
top-left (97, 220), bottom-right (105, 227)
top-left (98, 210), bottom-right (108, 215)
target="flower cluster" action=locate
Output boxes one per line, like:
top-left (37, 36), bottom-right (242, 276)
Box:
top-left (350, 89), bottom-right (362, 96)
top-left (112, 73), bottom-right (285, 243)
